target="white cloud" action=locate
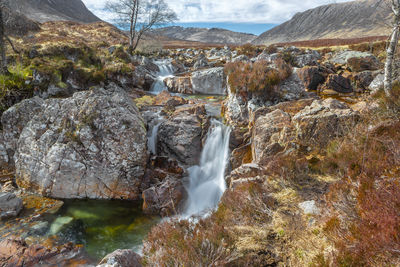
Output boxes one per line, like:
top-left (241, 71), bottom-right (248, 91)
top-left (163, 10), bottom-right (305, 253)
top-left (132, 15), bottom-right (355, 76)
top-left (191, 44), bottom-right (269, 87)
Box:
top-left (82, 0), bottom-right (352, 24)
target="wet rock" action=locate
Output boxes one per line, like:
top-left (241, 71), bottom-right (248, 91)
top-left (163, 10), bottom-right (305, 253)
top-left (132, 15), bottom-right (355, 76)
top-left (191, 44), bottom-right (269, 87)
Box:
top-left (191, 67), bottom-right (227, 95)
top-left (320, 74), bottom-right (353, 94)
top-left (15, 84), bottom-right (148, 200)
top-left (1, 96), bottom-right (44, 165)
top-left (158, 112), bottom-right (205, 166)
top-left (0, 238), bottom-right (88, 267)
top-left (98, 249), bottom-right (142, 267)
top-left (142, 176), bottom-right (187, 216)
top-left (0, 192), bottom-right (23, 219)
top-left (153, 90), bottom-right (188, 107)
top-left (293, 98), bottom-right (359, 148)
top-left (297, 66), bottom-right (326, 91)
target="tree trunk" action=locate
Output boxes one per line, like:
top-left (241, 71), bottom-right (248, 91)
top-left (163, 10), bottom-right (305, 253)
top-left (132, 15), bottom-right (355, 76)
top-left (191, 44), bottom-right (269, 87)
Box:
top-left (0, 6), bottom-right (8, 74)
top-left (384, 0), bottom-right (400, 96)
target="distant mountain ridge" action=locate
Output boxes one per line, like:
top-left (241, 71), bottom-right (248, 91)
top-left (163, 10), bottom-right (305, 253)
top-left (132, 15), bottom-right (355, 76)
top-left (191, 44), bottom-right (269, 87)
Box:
top-left (152, 26), bottom-right (257, 45)
top-left (253, 0), bottom-right (392, 45)
top-left (7, 0), bottom-right (101, 23)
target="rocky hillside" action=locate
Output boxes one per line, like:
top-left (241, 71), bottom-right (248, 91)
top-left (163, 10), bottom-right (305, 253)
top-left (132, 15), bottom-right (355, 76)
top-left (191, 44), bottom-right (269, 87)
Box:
top-left (6, 0), bottom-right (100, 23)
top-left (253, 0), bottom-right (391, 45)
top-left (152, 26), bottom-right (257, 45)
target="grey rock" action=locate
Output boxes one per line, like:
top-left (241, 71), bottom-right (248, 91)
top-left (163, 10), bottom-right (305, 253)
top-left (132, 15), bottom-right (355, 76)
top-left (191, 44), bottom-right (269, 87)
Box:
top-left (299, 200), bottom-right (320, 215)
top-left (369, 73), bottom-right (384, 93)
top-left (191, 67), bottom-right (227, 95)
top-left (0, 192), bottom-right (23, 219)
top-left (158, 113), bottom-right (205, 166)
top-left (1, 96), bottom-right (44, 165)
top-left (15, 85), bottom-right (148, 200)
top-left (295, 50), bottom-right (321, 67)
top-left (330, 50), bottom-right (378, 65)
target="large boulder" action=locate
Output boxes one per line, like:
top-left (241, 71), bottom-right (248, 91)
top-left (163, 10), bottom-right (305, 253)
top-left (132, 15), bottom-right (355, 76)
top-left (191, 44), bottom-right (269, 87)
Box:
top-left (0, 192), bottom-right (23, 219)
top-left (157, 111), bottom-right (206, 166)
top-left (293, 98), bottom-right (360, 148)
top-left (1, 97), bottom-right (44, 165)
top-left (330, 50), bottom-right (379, 65)
top-left (191, 67), bottom-right (227, 95)
top-left (165, 75), bottom-right (193, 94)
top-left (97, 249), bottom-right (142, 267)
top-left (294, 50), bottom-right (321, 67)
top-left (320, 74), bottom-right (353, 94)
top-left (297, 66), bottom-right (326, 91)
top-left (15, 85), bottom-right (148, 199)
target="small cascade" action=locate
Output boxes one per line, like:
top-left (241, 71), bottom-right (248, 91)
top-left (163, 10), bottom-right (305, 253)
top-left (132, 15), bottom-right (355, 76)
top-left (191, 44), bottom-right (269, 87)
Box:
top-left (151, 60), bottom-right (175, 94)
top-left (147, 112), bottom-right (164, 155)
top-left (183, 119), bottom-right (231, 217)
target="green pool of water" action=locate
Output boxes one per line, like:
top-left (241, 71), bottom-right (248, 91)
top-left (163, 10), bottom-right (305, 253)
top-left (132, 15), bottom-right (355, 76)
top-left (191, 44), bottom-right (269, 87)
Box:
top-left (44, 200), bottom-right (160, 261)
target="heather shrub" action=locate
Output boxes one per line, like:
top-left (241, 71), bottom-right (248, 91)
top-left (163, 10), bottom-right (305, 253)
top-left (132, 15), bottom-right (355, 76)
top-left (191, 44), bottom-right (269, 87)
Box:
top-left (236, 43), bottom-right (262, 58)
top-left (224, 59), bottom-right (292, 99)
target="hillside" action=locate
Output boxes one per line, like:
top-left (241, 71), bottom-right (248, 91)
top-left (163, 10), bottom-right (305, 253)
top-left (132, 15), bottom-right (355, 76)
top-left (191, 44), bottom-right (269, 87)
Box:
top-left (152, 26), bottom-right (257, 45)
top-left (253, 0), bottom-right (391, 45)
top-left (6, 0), bottom-right (101, 23)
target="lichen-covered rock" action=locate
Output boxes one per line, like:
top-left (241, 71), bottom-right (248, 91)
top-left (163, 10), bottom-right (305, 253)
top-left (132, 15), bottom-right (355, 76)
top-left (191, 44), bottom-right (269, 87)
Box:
top-left (347, 56), bottom-right (381, 72)
top-left (165, 75), bottom-right (193, 94)
top-left (293, 98), bottom-right (359, 148)
top-left (330, 50), bottom-right (378, 65)
top-left (252, 109), bottom-right (293, 164)
top-left (15, 85), bottom-right (148, 200)
top-left (0, 192), bottom-right (23, 219)
top-left (191, 67), bottom-right (227, 95)
top-left (97, 249), bottom-right (142, 267)
top-left (294, 50), bottom-right (321, 67)
top-left (1, 97), bottom-right (44, 165)
top-left (369, 73), bottom-right (384, 93)
top-left (142, 176), bottom-right (187, 217)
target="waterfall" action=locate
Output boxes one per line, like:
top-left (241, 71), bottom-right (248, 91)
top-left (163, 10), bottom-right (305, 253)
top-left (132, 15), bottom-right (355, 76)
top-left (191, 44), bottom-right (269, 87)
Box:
top-left (148, 121), bottom-right (162, 155)
top-left (183, 119), bottom-right (231, 217)
top-left (151, 60), bottom-right (175, 93)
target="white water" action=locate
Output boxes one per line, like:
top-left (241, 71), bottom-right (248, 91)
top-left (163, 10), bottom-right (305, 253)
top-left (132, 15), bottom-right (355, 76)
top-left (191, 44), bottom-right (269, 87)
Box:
top-left (183, 119), bottom-right (231, 217)
top-left (148, 121), bottom-right (162, 155)
top-left (151, 60), bottom-right (175, 93)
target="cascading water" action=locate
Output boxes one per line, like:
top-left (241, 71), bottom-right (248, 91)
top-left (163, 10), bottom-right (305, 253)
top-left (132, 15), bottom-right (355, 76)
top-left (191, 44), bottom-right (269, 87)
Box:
top-left (151, 60), bottom-right (175, 93)
top-left (183, 119), bottom-right (231, 217)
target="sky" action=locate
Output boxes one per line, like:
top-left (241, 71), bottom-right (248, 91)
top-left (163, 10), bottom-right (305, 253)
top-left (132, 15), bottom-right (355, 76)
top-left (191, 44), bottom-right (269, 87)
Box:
top-left (82, 0), bottom-right (352, 35)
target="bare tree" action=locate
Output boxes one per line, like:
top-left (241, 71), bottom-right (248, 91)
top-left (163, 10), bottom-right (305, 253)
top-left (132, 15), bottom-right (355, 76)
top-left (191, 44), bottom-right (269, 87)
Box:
top-left (106, 0), bottom-right (177, 53)
top-left (384, 0), bottom-right (400, 95)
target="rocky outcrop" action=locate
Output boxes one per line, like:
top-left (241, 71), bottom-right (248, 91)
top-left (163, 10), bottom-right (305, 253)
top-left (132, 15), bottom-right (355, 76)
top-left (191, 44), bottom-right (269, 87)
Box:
top-left (165, 76), bottom-right (193, 94)
top-left (251, 98), bottom-right (360, 164)
top-left (0, 193), bottom-right (23, 219)
top-left (297, 66), bottom-right (326, 91)
top-left (15, 85), bottom-right (148, 200)
top-left (98, 249), bottom-right (142, 267)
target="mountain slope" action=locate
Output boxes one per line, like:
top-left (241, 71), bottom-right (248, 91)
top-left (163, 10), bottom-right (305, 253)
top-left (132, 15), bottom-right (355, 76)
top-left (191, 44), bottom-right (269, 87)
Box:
top-left (253, 0), bottom-right (391, 45)
top-left (152, 26), bottom-right (256, 45)
top-left (7, 0), bottom-right (101, 23)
